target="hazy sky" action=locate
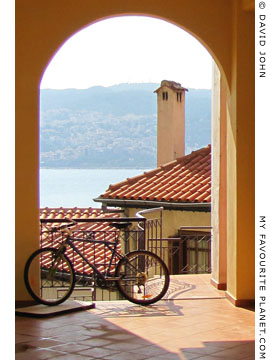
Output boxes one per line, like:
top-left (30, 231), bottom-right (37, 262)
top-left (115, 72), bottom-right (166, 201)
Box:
top-left (40, 16), bottom-right (213, 90)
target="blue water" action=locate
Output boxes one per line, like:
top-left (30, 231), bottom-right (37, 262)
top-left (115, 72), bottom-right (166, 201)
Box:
top-left (40, 168), bottom-right (149, 208)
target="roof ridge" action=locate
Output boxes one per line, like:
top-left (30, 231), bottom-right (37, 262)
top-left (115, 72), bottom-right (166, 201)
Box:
top-left (108, 180), bottom-right (129, 191)
top-left (177, 144), bottom-right (211, 164)
top-left (107, 168), bottom-right (162, 192)
top-left (157, 145), bottom-right (212, 169)
top-left (40, 207), bottom-right (102, 211)
top-left (40, 207), bottom-right (120, 220)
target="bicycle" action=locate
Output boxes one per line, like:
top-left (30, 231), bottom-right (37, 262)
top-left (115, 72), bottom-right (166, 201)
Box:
top-left (24, 219), bottom-right (170, 306)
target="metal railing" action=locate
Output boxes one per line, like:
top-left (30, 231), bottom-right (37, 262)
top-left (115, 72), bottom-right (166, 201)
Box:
top-left (136, 207), bottom-right (163, 256)
top-left (39, 214), bottom-right (211, 301)
top-left (40, 217), bottom-right (145, 302)
top-left (135, 210), bottom-right (211, 275)
top-left (178, 226), bottom-right (212, 274)
top-left (148, 226), bottom-right (212, 274)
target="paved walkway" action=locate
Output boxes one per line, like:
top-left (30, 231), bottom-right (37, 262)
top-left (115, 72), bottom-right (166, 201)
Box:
top-left (15, 275), bottom-right (255, 360)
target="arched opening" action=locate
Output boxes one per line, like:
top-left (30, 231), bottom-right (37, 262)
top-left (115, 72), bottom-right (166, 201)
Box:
top-left (15, 1), bottom-right (254, 307)
top-left (38, 16), bottom-right (220, 285)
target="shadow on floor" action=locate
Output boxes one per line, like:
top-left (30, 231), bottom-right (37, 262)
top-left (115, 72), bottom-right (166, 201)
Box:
top-left (16, 300), bottom-right (255, 360)
top-left (93, 300), bottom-right (184, 318)
top-left (179, 340), bottom-right (255, 360)
top-left (16, 309), bottom-right (182, 359)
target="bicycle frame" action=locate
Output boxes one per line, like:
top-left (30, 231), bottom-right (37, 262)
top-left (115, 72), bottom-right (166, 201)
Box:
top-left (62, 233), bottom-right (125, 282)
top-left (25, 220), bottom-right (170, 306)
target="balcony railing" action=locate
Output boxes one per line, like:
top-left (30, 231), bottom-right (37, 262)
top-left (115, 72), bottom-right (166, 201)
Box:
top-left (39, 212), bottom-right (211, 302)
top-left (148, 226), bottom-right (212, 275)
top-left (40, 216), bottom-right (146, 302)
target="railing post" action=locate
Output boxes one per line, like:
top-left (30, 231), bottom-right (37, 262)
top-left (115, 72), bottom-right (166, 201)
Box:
top-left (160, 208), bottom-right (163, 259)
top-left (138, 218), bottom-right (146, 250)
top-left (195, 237), bottom-right (199, 274)
top-left (135, 207), bottom-right (164, 255)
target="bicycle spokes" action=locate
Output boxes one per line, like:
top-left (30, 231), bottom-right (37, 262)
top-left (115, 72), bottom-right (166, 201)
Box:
top-left (24, 248), bottom-right (75, 306)
top-left (116, 250), bottom-right (169, 305)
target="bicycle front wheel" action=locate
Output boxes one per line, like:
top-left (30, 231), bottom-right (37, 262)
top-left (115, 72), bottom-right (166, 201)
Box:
top-left (115, 250), bottom-right (170, 305)
top-left (24, 247), bottom-right (75, 306)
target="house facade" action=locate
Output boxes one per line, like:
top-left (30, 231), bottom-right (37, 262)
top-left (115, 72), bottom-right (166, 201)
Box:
top-left (95, 144), bottom-right (212, 274)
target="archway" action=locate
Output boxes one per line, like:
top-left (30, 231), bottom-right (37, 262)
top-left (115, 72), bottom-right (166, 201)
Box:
top-left (39, 15), bottom-right (218, 285)
top-left (15, 1), bottom-right (254, 306)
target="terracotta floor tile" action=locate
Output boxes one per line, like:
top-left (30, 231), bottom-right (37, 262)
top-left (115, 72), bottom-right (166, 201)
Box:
top-left (22, 327), bottom-right (77, 338)
top-left (182, 353), bottom-right (206, 360)
top-left (154, 353), bottom-right (182, 360)
top-left (27, 338), bottom-right (65, 348)
top-left (105, 333), bottom-right (143, 342)
top-left (78, 346), bottom-right (118, 358)
top-left (208, 343), bottom-right (255, 359)
top-left (192, 341), bottom-right (250, 351)
top-left (180, 344), bottom-right (228, 357)
top-left (159, 337), bottom-right (205, 353)
top-left (131, 344), bottom-right (169, 357)
top-left (105, 341), bottom-right (145, 351)
top-left (15, 333), bottom-right (40, 344)
top-left (51, 342), bottom-right (91, 353)
top-left (52, 355), bottom-right (95, 360)
top-left (15, 275), bottom-right (254, 360)
top-left (191, 356), bottom-right (228, 360)
top-left (15, 348), bottom-right (67, 360)
top-left (15, 325), bottom-right (47, 337)
top-left (78, 337), bottom-right (113, 347)
top-left (50, 331), bottom-right (93, 343)
top-left (104, 351), bottom-right (149, 360)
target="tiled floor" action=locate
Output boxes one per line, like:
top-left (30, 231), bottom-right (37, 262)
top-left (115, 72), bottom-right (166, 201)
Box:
top-left (15, 275), bottom-right (255, 360)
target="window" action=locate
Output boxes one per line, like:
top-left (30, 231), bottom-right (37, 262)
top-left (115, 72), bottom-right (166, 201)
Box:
top-left (170, 231), bottom-right (211, 274)
top-left (162, 91), bottom-right (168, 100)
top-left (177, 92), bottom-right (182, 102)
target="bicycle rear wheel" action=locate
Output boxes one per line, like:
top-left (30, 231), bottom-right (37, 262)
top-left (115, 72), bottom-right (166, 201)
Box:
top-left (24, 247), bottom-right (75, 306)
top-left (115, 250), bottom-right (170, 305)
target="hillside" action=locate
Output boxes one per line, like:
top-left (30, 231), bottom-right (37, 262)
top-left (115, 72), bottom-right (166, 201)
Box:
top-left (40, 83), bottom-right (211, 168)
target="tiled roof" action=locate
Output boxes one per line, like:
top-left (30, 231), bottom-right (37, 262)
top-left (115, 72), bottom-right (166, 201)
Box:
top-left (98, 145), bottom-right (211, 204)
top-left (40, 207), bottom-right (119, 221)
top-left (40, 207), bottom-right (122, 275)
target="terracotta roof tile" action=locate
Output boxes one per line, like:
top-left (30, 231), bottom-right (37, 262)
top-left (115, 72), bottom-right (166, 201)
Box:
top-left (98, 145), bottom-right (211, 204)
top-left (187, 192), bottom-right (201, 202)
top-left (197, 183), bottom-right (211, 194)
top-left (39, 207), bottom-right (121, 276)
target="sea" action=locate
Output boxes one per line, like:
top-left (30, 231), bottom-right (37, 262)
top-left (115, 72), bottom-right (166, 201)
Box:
top-left (40, 168), bottom-right (149, 208)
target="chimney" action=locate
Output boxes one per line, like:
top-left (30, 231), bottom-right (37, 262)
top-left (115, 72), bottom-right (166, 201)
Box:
top-left (154, 80), bottom-right (188, 167)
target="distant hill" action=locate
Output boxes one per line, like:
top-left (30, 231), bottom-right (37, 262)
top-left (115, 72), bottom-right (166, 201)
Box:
top-left (40, 83), bottom-right (211, 168)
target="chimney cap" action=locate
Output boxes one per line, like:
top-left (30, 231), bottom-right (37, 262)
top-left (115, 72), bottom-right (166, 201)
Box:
top-left (154, 80), bottom-right (188, 93)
